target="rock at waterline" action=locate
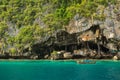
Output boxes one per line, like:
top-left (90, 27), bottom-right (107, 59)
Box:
top-left (63, 52), bottom-right (73, 59)
top-left (113, 56), bottom-right (118, 60)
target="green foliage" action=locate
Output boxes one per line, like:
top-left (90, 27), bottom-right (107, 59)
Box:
top-left (9, 47), bottom-right (17, 55)
top-left (0, 42), bottom-right (2, 49)
top-left (0, 21), bottom-right (8, 38)
top-left (14, 25), bottom-right (43, 50)
top-left (0, 0), bottom-right (116, 54)
top-left (0, 0), bottom-right (116, 28)
top-left (51, 51), bottom-right (57, 55)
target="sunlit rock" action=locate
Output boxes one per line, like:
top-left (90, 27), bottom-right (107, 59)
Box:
top-left (63, 52), bottom-right (73, 59)
top-left (113, 55), bottom-right (118, 60)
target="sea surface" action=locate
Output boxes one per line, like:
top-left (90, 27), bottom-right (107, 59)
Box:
top-left (0, 60), bottom-right (120, 80)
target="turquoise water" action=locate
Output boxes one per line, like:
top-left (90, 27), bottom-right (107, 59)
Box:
top-left (0, 60), bottom-right (120, 80)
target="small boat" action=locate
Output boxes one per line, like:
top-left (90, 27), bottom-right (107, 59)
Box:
top-left (76, 60), bottom-right (96, 64)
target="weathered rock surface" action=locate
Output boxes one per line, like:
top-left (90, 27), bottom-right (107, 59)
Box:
top-left (31, 24), bottom-right (119, 59)
top-left (117, 52), bottom-right (120, 60)
top-left (63, 52), bottom-right (73, 59)
top-left (113, 56), bottom-right (118, 60)
top-left (31, 2), bottom-right (120, 60)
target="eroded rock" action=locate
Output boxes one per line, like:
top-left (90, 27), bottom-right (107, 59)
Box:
top-left (30, 24), bottom-right (119, 60)
top-left (113, 56), bottom-right (118, 60)
top-left (63, 52), bottom-right (73, 59)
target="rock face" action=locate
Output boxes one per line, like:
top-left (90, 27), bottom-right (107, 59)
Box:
top-left (63, 52), bottom-right (73, 59)
top-left (50, 51), bottom-right (64, 60)
top-left (30, 24), bottom-right (120, 59)
top-left (117, 52), bottom-right (120, 60)
top-left (113, 56), bottom-right (118, 60)
top-left (27, 3), bottom-right (120, 60)
top-left (30, 55), bottom-right (38, 59)
top-left (31, 0), bottom-right (120, 58)
top-left (54, 30), bottom-right (78, 45)
top-left (65, 3), bottom-right (120, 40)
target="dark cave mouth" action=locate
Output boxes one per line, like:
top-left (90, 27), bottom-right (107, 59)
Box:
top-left (32, 41), bottom-right (110, 56)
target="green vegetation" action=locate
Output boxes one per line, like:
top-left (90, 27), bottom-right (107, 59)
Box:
top-left (0, 0), bottom-right (116, 55)
top-left (51, 51), bottom-right (57, 55)
top-left (9, 47), bottom-right (17, 56)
